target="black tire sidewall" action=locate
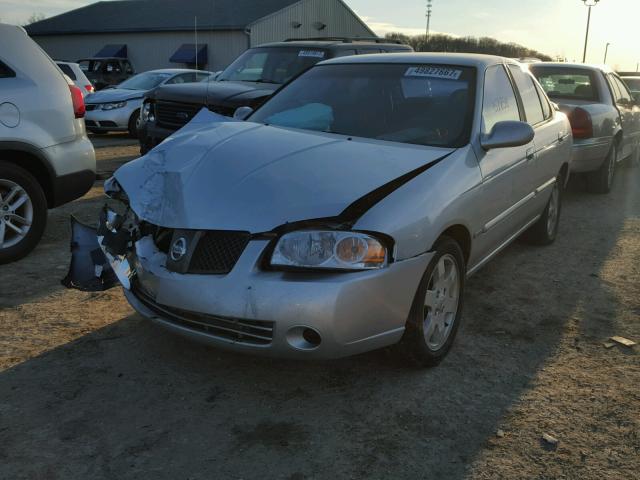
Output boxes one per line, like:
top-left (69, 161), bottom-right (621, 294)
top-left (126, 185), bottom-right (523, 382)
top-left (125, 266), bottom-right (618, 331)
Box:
top-left (128, 109), bottom-right (141, 138)
top-left (0, 162), bottom-right (47, 264)
top-left (399, 236), bottom-right (466, 367)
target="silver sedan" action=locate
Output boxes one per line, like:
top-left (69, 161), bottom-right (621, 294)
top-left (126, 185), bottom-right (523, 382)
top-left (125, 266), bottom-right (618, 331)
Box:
top-left (84, 69), bottom-right (212, 136)
top-left (96, 53), bottom-right (572, 366)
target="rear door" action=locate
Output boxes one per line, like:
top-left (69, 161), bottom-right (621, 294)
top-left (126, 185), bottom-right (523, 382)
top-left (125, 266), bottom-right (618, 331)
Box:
top-left (508, 64), bottom-right (564, 216)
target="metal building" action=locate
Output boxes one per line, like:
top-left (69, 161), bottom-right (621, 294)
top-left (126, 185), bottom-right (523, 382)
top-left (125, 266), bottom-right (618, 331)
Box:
top-left (26, 0), bottom-right (375, 72)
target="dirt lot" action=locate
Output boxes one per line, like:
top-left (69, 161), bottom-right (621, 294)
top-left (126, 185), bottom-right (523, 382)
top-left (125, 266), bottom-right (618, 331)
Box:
top-left (1, 136), bottom-right (638, 479)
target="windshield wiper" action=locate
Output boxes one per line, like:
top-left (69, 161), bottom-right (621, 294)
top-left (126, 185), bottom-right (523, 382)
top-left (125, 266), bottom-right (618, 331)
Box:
top-left (254, 78), bottom-right (279, 84)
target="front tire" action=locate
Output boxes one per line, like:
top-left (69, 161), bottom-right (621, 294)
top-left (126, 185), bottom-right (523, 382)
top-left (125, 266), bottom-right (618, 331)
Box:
top-left (587, 142), bottom-right (617, 194)
top-left (522, 177), bottom-right (561, 245)
top-left (128, 109), bottom-right (141, 139)
top-left (0, 162), bottom-right (47, 264)
top-left (397, 236), bottom-right (465, 367)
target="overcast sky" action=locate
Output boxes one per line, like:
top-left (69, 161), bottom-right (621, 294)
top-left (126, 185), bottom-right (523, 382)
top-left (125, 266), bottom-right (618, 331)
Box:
top-left (2, 0), bottom-right (638, 70)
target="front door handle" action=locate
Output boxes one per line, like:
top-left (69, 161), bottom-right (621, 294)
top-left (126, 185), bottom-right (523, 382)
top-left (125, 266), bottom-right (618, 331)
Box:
top-left (526, 148), bottom-right (536, 161)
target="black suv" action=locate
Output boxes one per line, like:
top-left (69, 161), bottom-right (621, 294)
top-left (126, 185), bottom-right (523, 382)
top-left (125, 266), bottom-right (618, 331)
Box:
top-left (77, 57), bottom-right (135, 90)
top-left (138, 38), bottom-right (412, 154)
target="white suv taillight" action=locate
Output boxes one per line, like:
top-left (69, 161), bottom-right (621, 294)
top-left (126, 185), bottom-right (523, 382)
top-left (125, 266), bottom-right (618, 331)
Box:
top-left (84, 84), bottom-right (95, 94)
top-left (69, 84), bottom-right (86, 118)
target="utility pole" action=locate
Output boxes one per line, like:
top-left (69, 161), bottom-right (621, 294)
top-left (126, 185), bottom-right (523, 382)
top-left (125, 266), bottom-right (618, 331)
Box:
top-left (581, 0), bottom-right (600, 63)
top-left (426, 0), bottom-right (433, 45)
top-left (603, 42), bottom-right (610, 64)
top-left (194, 16), bottom-right (198, 70)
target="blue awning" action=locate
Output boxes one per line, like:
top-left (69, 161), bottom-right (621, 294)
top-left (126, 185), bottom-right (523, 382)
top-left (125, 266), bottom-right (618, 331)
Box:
top-left (94, 44), bottom-right (127, 58)
top-left (170, 44), bottom-right (208, 65)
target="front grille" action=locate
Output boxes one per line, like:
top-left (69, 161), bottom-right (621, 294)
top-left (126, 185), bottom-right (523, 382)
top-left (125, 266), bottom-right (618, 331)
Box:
top-left (133, 282), bottom-right (274, 345)
top-left (189, 231), bottom-right (251, 274)
top-left (147, 224), bottom-right (250, 275)
top-left (156, 101), bottom-right (201, 129)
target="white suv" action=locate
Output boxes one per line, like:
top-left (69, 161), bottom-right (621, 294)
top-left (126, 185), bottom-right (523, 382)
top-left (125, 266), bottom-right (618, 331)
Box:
top-left (0, 24), bottom-right (96, 264)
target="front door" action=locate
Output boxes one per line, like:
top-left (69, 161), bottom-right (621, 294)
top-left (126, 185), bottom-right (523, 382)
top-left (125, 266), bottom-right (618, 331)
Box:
top-left (473, 64), bottom-right (533, 263)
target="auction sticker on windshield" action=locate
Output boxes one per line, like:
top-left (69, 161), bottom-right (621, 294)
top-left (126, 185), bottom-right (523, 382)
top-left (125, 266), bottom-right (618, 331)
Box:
top-left (298, 50), bottom-right (326, 58)
top-left (405, 66), bottom-right (462, 80)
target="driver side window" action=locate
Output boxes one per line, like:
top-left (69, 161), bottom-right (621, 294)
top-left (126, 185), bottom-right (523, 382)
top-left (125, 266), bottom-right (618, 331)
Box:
top-left (482, 65), bottom-right (520, 133)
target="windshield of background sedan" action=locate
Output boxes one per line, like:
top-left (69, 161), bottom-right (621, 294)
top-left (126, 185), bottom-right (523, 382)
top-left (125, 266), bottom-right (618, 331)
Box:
top-left (118, 72), bottom-right (172, 90)
top-left (249, 64), bottom-right (476, 148)
top-left (530, 67), bottom-right (598, 101)
top-left (217, 47), bottom-right (329, 84)
top-left (622, 78), bottom-right (640, 91)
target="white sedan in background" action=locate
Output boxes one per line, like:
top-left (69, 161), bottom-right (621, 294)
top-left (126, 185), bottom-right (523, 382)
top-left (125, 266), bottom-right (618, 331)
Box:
top-left (84, 69), bottom-right (212, 137)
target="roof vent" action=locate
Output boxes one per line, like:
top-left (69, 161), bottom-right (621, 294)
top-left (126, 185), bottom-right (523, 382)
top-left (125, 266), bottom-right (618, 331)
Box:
top-left (312, 21), bottom-right (327, 31)
top-left (291, 21), bottom-right (302, 29)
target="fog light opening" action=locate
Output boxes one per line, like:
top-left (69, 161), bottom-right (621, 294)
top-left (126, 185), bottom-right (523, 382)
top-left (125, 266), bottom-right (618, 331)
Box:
top-left (286, 326), bottom-right (322, 351)
top-left (302, 328), bottom-right (321, 347)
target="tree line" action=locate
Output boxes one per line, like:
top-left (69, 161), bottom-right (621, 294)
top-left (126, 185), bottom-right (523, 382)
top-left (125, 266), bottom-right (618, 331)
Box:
top-left (385, 33), bottom-right (553, 61)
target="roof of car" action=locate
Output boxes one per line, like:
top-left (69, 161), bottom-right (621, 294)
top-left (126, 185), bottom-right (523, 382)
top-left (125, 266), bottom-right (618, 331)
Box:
top-left (531, 62), bottom-right (614, 73)
top-left (320, 52), bottom-right (520, 68)
top-left (258, 39), bottom-right (411, 50)
top-left (141, 68), bottom-right (212, 74)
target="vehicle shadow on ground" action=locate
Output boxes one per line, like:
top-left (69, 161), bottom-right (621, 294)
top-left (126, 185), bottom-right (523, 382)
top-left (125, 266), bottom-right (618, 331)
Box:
top-left (0, 165), bottom-right (636, 479)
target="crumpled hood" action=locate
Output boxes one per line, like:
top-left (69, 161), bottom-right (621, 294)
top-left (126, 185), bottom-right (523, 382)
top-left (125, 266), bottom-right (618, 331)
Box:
top-left (114, 112), bottom-right (453, 232)
top-left (85, 88), bottom-right (145, 103)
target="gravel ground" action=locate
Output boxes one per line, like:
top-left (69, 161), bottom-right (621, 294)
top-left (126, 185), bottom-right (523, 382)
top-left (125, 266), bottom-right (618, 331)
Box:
top-left (0, 140), bottom-right (638, 479)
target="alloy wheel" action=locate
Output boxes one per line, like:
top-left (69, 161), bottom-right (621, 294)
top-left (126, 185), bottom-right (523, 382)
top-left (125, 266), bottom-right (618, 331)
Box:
top-left (546, 183), bottom-right (559, 237)
top-left (423, 254), bottom-right (461, 351)
top-left (0, 179), bottom-right (33, 249)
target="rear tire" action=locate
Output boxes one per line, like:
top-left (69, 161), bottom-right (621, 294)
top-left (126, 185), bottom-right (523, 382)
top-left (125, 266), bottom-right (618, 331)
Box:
top-left (0, 162), bottom-right (47, 264)
top-left (128, 109), bottom-right (141, 139)
top-left (587, 142), bottom-right (617, 194)
top-left (396, 236), bottom-right (465, 367)
top-left (522, 177), bottom-right (561, 245)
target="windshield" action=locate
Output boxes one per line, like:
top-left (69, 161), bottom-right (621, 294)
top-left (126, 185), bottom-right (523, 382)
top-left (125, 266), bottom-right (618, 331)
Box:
top-left (622, 78), bottom-right (640, 91)
top-left (217, 47), bottom-right (329, 84)
top-left (78, 60), bottom-right (101, 72)
top-left (530, 66), bottom-right (598, 101)
top-left (250, 63), bottom-right (476, 148)
top-left (118, 72), bottom-right (172, 90)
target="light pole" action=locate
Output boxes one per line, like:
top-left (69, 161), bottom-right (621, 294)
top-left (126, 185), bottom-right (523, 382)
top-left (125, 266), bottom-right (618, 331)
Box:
top-left (426, 0), bottom-right (433, 44)
top-left (581, 0), bottom-right (600, 63)
top-left (603, 42), bottom-right (610, 64)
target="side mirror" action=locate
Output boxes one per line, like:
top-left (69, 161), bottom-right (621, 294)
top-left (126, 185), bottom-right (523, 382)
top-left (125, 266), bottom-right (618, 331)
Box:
top-left (233, 106), bottom-right (254, 121)
top-left (481, 121), bottom-right (534, 150)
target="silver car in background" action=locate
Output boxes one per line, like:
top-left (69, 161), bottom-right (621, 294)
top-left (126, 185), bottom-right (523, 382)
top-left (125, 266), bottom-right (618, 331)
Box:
top-left (97, 54), bottom-right (571, 366)
top-left (84, 69), bottom-right (212, 136)
top-left (530, 63), bottom-right (640, 193)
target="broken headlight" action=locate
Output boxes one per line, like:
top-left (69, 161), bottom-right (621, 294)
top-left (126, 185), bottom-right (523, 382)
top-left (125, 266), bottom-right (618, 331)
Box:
top-left (104, 177), bottom-right (129, 204)
top-left (271, 231), bottom-right (388, 271)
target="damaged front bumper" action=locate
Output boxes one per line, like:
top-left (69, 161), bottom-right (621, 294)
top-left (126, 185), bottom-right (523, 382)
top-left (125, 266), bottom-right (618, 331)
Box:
top-left (78, 207), bottom-right (433, 359)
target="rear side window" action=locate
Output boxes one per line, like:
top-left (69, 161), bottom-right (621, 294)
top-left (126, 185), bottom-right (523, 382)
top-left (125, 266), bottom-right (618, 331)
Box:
top-left (0, 61), bottom-right (15, 78)
top-left (482, 65), bottom-right (521, 133)
top-left (612, 76), bottom-right (632, 103)
top-left (534, 81), bottom-right (553, 120)
top-left (508, 65), bottom-right (545, 125)
top-left (57, 63), bottom-right (77, 80)
top-left (530, 67), bottom-right (598, 101)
